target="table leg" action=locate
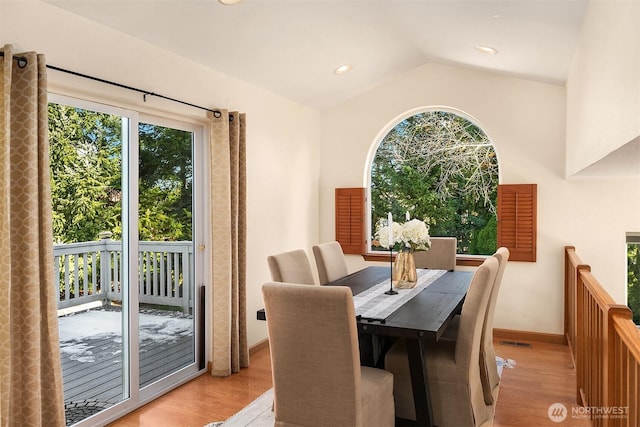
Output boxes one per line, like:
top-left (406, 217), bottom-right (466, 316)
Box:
top-left (358, 332), bottom-right (375, 367)
top-left (406, 339), bottom-right (435, 427)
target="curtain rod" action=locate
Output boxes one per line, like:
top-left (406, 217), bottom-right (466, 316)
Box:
top-left (1, 51), bottom-right (224, 118)
top-left (0, 51), bottom-right (28, 68)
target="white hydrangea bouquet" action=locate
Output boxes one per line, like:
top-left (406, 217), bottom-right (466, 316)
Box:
top-left (376, 221), bottom-right (403, 249)
top-left (375, 215), bottom-right (431, 252)
top-left (398, 218), bottom-right (431, 252)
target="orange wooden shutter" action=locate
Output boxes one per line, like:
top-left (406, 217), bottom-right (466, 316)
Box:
top-left (335, 188), bottom-right (366, 254)
top-left (497, 184), bottom-right (537, 262)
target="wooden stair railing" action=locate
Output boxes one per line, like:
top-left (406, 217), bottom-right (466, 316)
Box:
top-left (565, 246), bottom-right (589, 367)
top-left (610, 312), bottom-right (640, 426)
top-left (565, 246), bottom-right (640, 427)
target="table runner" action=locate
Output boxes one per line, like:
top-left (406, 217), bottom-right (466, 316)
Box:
top-left (353, 269), bottom-right (446, 321)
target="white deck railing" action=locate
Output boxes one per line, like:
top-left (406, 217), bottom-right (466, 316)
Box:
top-left (54, 239), bottom-right (193, 313)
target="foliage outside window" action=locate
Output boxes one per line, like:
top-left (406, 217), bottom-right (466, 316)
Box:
top-left (49, 103), bottom-right (193, 244)
top-left (370, 111), bottom-right (499, 255)
top-left (138, 122), bottom-right (194, 242)
top-left (627, 233), bottom-right (640, 324)
top-left (49, 104), bottom-right (123, 243)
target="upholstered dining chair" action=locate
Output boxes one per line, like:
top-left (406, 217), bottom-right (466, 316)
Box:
top-left (267, 249), bottom-right (315, 285)
top-left (312, 241), bottom-right (349, 285)
top-left (479, 247), bottom-right (510, 404)
top-left (438, 247), bottom-right (510, 405)
top-left (262, 282), bottom-right (395, 427)
top-left (413, 237), bottom-right (457, 271)
top-left (384, 256), bottom-right (498, 426)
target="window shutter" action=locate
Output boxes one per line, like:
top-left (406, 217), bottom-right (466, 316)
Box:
top-left (335, 188), bottom-right (366, 254)
top-left (497, 184), bottom-right (537, 262)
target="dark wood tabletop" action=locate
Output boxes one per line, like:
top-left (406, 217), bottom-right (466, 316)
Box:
top-left (325, 266), bottom-right (472, 341)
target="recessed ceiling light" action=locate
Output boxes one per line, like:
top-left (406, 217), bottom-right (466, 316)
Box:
top-left (218, 0), bottom-right (243, 4)
top-left (475, 45), bottom-right (498, 55)
top-left (492, 14), bottom-right (502, 19)
top-left (334, 64), bottom-right (352, 75)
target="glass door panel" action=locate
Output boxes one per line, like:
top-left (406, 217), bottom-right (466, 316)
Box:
top-left (50, 101), bottom-right (129, 424)
top-left (137, 121), bottom-right (195, 388)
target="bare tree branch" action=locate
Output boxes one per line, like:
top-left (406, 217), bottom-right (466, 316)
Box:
top-left (378, 112), bottom-right (498, 213)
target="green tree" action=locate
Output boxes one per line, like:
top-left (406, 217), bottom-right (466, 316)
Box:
top-left (371, 111), bottom-right (498, 254)
top-left (49, 105), bottom-right (194, 244)
top-left (628, 244), bottom-right (640, 324)
top-left (49, 104), bottom-right (122, 243)
top-left (138, 123), bottom-right (193, 241)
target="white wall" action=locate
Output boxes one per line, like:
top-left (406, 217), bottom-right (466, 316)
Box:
top-left (566, 0), bottom-right (640, 176)
top-left (3, 0), bottom-right (639, 344)
top-left (1, 0), bottom-right (322, 348)
top-left (321, 62), bottom-right (640, 335)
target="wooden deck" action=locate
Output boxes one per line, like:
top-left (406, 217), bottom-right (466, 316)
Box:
top-left (59, 308), bottom-right (194, 425)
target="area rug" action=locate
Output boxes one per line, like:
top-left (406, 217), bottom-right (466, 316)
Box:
top-left (204, 388), bottom-right (274, 427)
top-left (206, 356), bottom-right (516, 427)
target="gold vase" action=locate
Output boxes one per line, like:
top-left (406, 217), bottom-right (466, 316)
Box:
top-left (393, 251), bottom-right (417, 289)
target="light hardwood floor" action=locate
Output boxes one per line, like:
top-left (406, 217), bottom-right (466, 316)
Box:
top-left (109, 339), bottom-right (590, 427)
top-left (492, 339), bottom-right (590, 427)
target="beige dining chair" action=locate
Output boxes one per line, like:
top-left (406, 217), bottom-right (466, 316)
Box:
top-left (267, 249), bottom-right (315, 285)
top-left (438, 247), bottom-right (510, 405)
top-left (479, 247), bottom-right (510, 404)
top-left (312, 241), bottom-right (349, 284)
top-left (413, 237), bottom-right (457, 271)
top-left (262, 282), bottom-right (395, 427)
top-left (384, 256), bottom-right (498, 426)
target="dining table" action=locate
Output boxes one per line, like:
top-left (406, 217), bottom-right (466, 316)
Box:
top-left (257, 265), bottom-right (473, 427)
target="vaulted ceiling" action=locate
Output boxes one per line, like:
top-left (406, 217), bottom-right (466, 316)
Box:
top-left (47, 0), bottom-right (589, 111)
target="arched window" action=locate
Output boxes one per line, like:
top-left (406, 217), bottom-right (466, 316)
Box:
top-left (368, 109), bottom-right (499, 255)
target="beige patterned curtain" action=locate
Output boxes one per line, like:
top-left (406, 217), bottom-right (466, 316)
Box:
top-left (209, 110), bottom-right (249, 376)
top-left (0, 45), bottom-right (65, 426)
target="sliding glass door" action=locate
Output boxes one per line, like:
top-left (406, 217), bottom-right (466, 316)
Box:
top-left (50, 94), bottom-right (203, 426)
top-left (51, 98), bottom-right (130, 425)
top-left (137, 119), bottom-right (197, 390)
